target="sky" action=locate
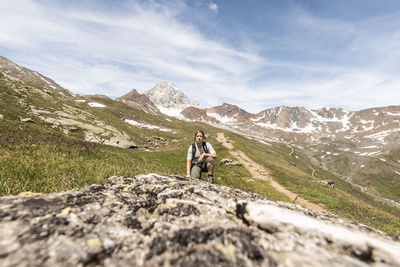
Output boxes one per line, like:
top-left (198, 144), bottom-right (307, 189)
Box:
top-left (1, 0), bottom-right (400, 113)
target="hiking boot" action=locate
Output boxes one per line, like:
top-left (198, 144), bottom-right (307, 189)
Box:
top-left (208, 176), bottom-right (213, 184)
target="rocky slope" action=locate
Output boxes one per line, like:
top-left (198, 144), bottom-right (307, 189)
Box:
top-left (144, 81), bottom-right (200, 117)
top-left (117, 89), bottom-right (161, 115)
top-left (0, 56), bottom-right (73, 97)
top-left (1, 174), bottom-right (399, 266)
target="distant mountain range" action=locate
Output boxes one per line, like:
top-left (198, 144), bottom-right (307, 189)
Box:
top-left (117, 77), bottom-right (400, 153)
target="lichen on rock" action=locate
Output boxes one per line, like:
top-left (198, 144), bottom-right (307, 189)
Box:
top-left (0, 174), bottom-right (399, 266)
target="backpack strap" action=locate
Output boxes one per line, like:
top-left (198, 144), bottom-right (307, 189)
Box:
top-left (191, 143), bottom-right (196, 162)
top-left (202, 141), bottom-right (209, 154)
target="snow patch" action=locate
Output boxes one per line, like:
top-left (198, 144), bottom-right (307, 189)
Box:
top-left (256, 139), bottom-right (272, 146)
top-left (395, 171), bottom-right (400, 176)
top-left (360, 165), bottom-right (365, 168)
top-left (207, 112), bottom-right (236, 124)
top-left (255, 121), bottom-right (316, 133)
top-left (361, 145), bottom-right (379, 149)
top-left (158, 106), bottom-right (184, 119)
top-left (385, 112), bottom-right (400, 116)
top-left (125, 119), bottom-right (172, 132)
top-left (365, 129), bottom-right (400, 143)
top-left (75, 100), bottom-right (86, 102)
top-left (379, 158), bottom-right (386, 162)
top-left (88, 102), bottom-right (106, 108)
top-left (250, 113), bottom-right (266, 122)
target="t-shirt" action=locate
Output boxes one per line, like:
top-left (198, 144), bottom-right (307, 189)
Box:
top-left (187, 142), bottom-right (216, 162)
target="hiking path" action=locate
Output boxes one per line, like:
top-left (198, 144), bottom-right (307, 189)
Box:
top-left (216, 132), bottom-right (326, 213)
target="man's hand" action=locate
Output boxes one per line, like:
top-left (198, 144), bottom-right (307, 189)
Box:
top-left (197, 153), bottom-right (205, 162)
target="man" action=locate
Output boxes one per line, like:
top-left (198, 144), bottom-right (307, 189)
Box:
top-left (186, 130), bottom-right (217, 183)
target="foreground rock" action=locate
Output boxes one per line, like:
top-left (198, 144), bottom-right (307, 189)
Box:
top-left (1, 174), bottom-right (399, 266)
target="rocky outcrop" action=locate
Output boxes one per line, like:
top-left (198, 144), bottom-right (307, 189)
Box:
top-left (180, 106), bottom-right (218, 123)
top-left (219, 158), bottom-right (240, 166)
top-left (117, 89), bottom-right (161, 115)
top-left (207, 103), bottom-right (255, 125)
top-left (0, 56), bottom-right (73, 97)
top-left (1, 174), bottom-right (399, 266)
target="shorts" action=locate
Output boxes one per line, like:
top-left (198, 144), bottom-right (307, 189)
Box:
top-left (190, 157), bottom-right (214, 179)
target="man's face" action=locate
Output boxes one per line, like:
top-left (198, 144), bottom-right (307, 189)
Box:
top-left (196, 133), bottom-right (204, 143)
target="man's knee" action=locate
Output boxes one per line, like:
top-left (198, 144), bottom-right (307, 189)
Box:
top-left (191, 165), bottom-right (201, 179)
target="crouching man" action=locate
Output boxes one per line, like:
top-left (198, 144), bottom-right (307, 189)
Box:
top-left (186, 130), bottom-right (217, 183)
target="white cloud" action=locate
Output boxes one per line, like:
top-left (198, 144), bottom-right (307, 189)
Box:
top-left (1, 0), bottom-right (400, 113)
top-left (209, 2), bottom-right (218, 13)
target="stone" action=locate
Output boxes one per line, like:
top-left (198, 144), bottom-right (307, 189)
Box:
top-left (0, 174), bottom-right (399, 266)
top-left (20, 117), bottom-right (34, 123)
top-left (219, 158), bottom-right (240, 166)
top-left (0, 114), bottom-right (3, 120)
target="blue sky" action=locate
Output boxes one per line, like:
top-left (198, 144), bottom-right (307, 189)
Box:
top-left (1, 0), bottom-right (400, 113)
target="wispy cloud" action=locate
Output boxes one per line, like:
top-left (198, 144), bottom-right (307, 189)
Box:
top-left (209, 2), bottom-right (218, 13)
top-left (0, 0), bottom-right (259, 99)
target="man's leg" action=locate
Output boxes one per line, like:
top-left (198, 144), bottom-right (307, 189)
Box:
top-left (190, 164), bottom-right (202, 179)
top-left (202, 157), bottom-right (215, 183)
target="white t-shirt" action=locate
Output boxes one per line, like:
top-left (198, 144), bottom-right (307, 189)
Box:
top-left (187, 142), bottom-right (216, 161)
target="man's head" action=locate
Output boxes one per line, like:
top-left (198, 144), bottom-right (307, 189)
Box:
top-left (194, 130), bottom-right (205, 143)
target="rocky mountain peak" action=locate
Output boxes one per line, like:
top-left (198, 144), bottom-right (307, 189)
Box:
top-left (0, 56), bottom-right (73, 97)
top-left (144, 81), bottom-right (200, 110)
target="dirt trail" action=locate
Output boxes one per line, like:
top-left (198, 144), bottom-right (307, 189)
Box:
top-left (216, 133), bottom-right (326, 212)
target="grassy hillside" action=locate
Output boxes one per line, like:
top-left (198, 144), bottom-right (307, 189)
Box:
top-left (0, 119), bottom-right (290, 203)
top-left (228, 132), bottom-right (400, 236)
top-left (1, 73), bottom-right (399, 236)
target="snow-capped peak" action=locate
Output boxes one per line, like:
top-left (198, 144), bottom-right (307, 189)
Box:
top-left (144, 81), bottom-right (200, 118)
top-left (144, 81), bottom-right (200, 109)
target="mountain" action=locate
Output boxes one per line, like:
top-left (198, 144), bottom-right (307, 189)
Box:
top-left (116, 89), bottom-right (161, 115)
top-left (0, 58), bottom-right (179, 149)
top-left (144, 81), bottom-right (200, 117)
top-left (0, 56), bottom-right (73, 97)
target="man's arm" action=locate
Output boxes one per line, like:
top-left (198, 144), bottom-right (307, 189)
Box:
top-left (186, 159), bottom-right (192, 178)
top-left (197, 152), bottom-right (216, 162)
top-left (198, 143), bottom-right (217, 162)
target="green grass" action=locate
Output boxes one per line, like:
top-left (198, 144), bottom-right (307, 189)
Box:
top-left (228, 132), bottom-right (400, 236)
top-left (0, 119), bottom-right (290, 203)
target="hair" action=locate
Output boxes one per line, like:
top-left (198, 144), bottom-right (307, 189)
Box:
top-left (194, 130), bottom-right (205, 140)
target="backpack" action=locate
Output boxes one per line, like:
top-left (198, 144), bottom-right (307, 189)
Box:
top-left (191, 142), bottom-right (209, 162)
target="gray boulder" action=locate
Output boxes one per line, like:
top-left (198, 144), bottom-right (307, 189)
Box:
top-left (0, 174), bottom-right (399, 266)
top-left (219, 158), bottom-right (240, 166)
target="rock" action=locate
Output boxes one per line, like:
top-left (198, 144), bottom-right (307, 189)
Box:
top-left (319, 180), bottom-right (335, 188)
top-left (0, 114), bottom-right (3, 120)
top-left (219, 158), bottom-right (240, 166)
top-left (0, 174), bottom-right (399, 266)
top-left (20, 117), bottom-right (34, 123)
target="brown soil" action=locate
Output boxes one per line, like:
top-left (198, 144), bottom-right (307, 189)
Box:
top-left (216, 132), bottom-right (326, 212)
